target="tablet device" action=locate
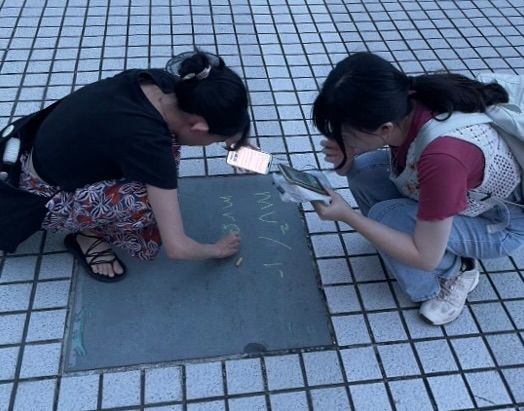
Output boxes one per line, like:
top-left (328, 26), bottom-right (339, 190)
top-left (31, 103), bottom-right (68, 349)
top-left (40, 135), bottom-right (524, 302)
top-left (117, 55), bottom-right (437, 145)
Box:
top-left (278, 164), bottom-right (329, 195)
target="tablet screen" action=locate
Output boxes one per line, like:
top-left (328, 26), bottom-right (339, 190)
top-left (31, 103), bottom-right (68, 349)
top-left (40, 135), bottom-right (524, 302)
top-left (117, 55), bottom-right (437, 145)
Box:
top-left (278, 164), bottom-right (328, 194)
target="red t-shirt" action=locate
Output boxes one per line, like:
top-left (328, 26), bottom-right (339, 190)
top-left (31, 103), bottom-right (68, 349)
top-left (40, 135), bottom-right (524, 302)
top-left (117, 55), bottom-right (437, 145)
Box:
top-left (391, 104), bottom-right (485, 221)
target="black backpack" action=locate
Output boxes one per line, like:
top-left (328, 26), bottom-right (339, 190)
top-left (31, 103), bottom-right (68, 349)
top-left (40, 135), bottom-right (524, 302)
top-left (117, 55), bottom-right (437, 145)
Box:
top-left (0, 100), bottom-right (61, 253)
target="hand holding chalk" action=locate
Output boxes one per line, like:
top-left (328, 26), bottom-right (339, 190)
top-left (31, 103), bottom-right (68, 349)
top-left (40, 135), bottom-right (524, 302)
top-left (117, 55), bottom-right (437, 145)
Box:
top-left (213, 232), bottom-right (241, 258)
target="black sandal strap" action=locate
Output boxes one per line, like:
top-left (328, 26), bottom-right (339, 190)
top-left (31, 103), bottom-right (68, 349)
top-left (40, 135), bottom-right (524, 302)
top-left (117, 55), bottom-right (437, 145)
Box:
top-left (74, 233), bottom-right (121, 269)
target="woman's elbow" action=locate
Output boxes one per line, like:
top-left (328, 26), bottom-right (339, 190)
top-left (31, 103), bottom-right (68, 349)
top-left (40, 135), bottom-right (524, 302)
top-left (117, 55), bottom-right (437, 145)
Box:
top-left (165, 244), bottom-right (187, 260)
top-left (166, 248), bottom-right (181, 260)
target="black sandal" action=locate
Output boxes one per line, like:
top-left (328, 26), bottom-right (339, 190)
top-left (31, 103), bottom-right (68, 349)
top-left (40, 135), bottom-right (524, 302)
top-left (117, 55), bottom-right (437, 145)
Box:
top-left (64, 233), bottom-right (127, 282)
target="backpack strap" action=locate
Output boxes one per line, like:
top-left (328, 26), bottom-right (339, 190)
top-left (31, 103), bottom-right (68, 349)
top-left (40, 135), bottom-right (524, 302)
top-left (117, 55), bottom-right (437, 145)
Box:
top-left (1, 99), bottom-right (63, 149)
top-left (412, 112), bottom-right (493, 160)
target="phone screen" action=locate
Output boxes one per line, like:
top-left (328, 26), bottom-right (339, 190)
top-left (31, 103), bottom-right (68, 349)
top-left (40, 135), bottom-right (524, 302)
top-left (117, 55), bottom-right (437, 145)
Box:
top-left (226, 146), bottom-right (272, 174)
top-left (278, 164), bottom-right (328, 195)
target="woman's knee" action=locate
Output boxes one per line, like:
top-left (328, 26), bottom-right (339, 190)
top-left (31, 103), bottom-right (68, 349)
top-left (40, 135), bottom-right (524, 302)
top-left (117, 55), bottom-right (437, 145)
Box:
top-left (368, 198), bottom-right (418, 228)
top-left (347, 152), bottom-right (388, 187)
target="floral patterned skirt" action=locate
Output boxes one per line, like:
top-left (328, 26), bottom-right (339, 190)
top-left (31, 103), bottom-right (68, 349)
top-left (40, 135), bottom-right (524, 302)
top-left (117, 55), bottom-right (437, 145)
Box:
top-left (18, 153), bottom-right (162, 260)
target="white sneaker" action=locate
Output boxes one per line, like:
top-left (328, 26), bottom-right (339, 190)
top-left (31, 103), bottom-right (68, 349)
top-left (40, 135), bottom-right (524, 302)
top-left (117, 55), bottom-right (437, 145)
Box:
top-left (419, 259), bottom-right (480, 325)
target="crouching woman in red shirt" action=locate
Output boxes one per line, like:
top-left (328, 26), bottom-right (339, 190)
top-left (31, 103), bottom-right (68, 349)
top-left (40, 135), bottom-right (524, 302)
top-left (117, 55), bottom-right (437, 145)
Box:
top-left (311, 52), bottom-right (524, 325)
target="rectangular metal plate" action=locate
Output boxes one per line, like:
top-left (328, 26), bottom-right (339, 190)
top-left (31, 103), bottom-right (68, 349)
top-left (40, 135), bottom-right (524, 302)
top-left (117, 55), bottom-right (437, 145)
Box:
top-left (64, 175), bottom-right (333, 371)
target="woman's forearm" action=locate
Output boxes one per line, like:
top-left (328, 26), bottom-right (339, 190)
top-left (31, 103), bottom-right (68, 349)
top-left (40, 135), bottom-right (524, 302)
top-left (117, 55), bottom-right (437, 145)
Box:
top-left (340, 208), bottom-right (445, 271)
top-left (164, 236), bottom-right (217, 260)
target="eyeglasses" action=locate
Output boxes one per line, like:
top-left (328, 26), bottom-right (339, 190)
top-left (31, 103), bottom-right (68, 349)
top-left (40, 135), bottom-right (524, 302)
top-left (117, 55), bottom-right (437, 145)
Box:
top-left (165, 51), bottom-right (223, 80)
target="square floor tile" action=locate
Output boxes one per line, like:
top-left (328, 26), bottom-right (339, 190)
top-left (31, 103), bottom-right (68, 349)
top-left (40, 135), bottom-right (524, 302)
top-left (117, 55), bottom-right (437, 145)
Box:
top-left (350, 255), bottom-right (386, 282)
top-left (26, 309), bottom-right (66, 342)
top-left (480, 256), bottom-right (515, 271)
top-left (391, 282), bottom-right (418, 308)
top-left (324, 285), bottom-right (361, 314)
top-left (465, 371), bottom-right (512, 407)
top-left (226, 359), bottom-right (264, 395)
top-left (468, 275), bottom-right (498, 301)
top-left (311, 234), bottom-right (345, 257)
top-left (332, 314), bottom-right (371, 346)
top-left (470, 302), bottom-right (514, 332)
top-left (0, 383), bottom-right (13, 411)
top-left (0, 346), bottom-right (19, 380)
top-left (0, 284), bottom-right (32, 312)
top-left (311, 387), bottom-right (350, 411)
top-left (450, 337), bottom-right (494, 369)
top-left (340, 346), bottom-right (382, 382)
top-left (187, 400), bottom-right (225, 411)
top-left (186, 362), bottom-right (223, 399)
top-left (32, 280), bottom-right (70, 309)
top-left (350, 383), bottom-right (391, 411)
top-left (102, 371), bottom-right (141, 408)
top-left (0, 256), bottom-right (37, 283)
top-left (38, 254), bottom-right (74, 280)
top-left (57, 374), bottom-right (99, 411)
top-left (14, 379), bottom-right (56, 411)
top-left (443, 309), bottom-right (479, 336)
top-left (19, 343), bottom-right (61, 378)
top-left (0, 313), bottom-right (26, 344)
top-left (270, 391), bottom-right (308, 411)
top-left (317, 258), bottom-right (352, 285)
top-left (502, 367), bottom-right (524, 403)
top-left (428, 374), bottom-right (474, 410)
top-left (145, 367), bottom-right (182, 403)
top-left (43, 232), bottom-right (67, 253)
top-left (305, 212), bottom-right (337, 233)
top-left (228, 396), bottom-right (266, 411)
top-left (368, 312), bottom-right (407, 342)
top-left (343, 232), bottom-right (377, 255)
top-left (415, 340), bottom-right (458, 373)
top-left (504, 300), bottom-right (524, 328)
top-left (265, 355), bottom-right (304, 390)
top-left (402, 309), bottom-right (443, 339)
top-left (303, 351), bottom-right (343, 386)
top-left (358, 283), bottom-right (397, 311)
top-left (378, 343), bottom-right (420, 378)
top-left (490, 272), bottom-right (524, 298)
top-left (486, 333), bottom-right (524, 366)
top-left (389, 379), bottom-right (432, 411)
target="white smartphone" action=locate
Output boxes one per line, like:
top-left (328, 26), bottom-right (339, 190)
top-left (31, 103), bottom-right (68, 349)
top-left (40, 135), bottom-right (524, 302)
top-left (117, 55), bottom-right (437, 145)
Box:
top-left (226, 146), bottom-right (272, 174)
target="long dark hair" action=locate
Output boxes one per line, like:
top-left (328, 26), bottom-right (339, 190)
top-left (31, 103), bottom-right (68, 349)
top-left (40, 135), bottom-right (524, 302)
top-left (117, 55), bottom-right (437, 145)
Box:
top-left (312, 51), bottom-right (509, 168)
top-left (167, 50), bottom-right (250, 145)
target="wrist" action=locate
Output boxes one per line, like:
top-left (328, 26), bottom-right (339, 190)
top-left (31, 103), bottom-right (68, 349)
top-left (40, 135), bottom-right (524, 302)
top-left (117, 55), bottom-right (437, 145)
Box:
top-left (342, 207), bottom-right (355, 222)
top-left (209, 243), bottom-right (222, 259)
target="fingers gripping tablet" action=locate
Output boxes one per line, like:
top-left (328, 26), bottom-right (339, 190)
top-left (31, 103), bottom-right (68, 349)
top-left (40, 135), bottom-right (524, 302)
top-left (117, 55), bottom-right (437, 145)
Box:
top-left (277, 164), bottom-right (329, 195)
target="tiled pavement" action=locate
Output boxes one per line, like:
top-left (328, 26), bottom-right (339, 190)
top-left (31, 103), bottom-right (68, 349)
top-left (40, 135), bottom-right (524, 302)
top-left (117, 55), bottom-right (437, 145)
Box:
top-left (0, 0), bottom-right (523, 410)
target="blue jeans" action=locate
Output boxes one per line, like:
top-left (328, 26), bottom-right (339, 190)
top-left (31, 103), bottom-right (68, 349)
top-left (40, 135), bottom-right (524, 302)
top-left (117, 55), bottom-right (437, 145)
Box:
top-left (347, 150), bottom-right (524, 302)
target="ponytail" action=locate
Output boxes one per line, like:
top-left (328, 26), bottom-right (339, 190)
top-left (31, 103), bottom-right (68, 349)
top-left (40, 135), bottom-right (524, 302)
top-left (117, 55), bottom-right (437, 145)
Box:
top-left (408, 73), bottom-right (509, 116)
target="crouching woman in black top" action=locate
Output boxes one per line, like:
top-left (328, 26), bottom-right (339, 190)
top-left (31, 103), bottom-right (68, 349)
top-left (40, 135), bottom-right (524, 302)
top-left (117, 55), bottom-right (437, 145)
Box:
top-left (9, 50), bottom-right (250, 282)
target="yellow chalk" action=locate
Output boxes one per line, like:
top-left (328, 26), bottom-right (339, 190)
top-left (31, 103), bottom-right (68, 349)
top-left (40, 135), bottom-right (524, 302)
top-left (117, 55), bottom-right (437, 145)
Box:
top-left (235, 257), bottom-right (243, 267)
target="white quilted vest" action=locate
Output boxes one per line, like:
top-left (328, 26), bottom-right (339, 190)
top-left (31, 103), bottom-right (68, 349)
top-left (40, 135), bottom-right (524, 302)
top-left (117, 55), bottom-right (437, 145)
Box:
top-left (389, 120), bottom-right (521, 217)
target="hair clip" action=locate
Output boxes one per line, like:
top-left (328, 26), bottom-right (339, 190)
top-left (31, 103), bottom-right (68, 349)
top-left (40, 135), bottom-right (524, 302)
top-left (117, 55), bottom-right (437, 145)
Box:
top-left (182, 66), bottom-right (212, 81)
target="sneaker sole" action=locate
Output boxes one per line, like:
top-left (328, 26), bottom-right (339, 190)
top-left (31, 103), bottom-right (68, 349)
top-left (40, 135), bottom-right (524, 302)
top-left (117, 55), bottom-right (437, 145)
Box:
top-left (419, 270), bottom-right (480, 326)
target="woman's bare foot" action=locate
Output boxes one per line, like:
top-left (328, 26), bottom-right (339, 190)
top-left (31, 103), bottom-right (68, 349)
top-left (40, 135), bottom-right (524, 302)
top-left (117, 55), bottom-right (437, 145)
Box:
top-left (75, 231), bottom-right (125, 278)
